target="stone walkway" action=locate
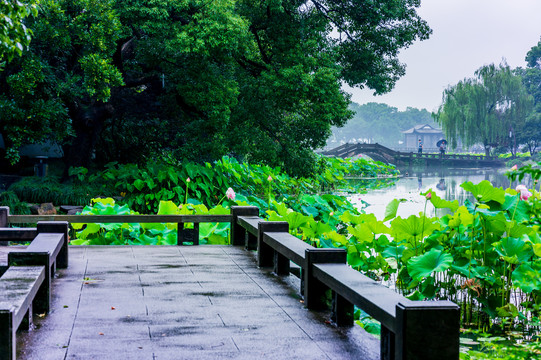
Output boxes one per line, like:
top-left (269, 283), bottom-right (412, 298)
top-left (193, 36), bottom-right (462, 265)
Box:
top-left (15, 246), bottom-right (378, 360)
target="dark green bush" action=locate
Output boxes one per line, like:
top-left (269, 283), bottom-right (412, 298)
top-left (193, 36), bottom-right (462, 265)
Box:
top-left (0, 190), bottom-right (30, 214)
top-left (9, 176), bottom-right (114, 206)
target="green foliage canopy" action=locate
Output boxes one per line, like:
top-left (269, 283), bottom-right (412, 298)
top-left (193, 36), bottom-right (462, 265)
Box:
top-left (516, 36), bottom-right (541, 155)
top-left (0, 0), bottom-right (431, 175)
top-left (0, 0), bottom-right (37, 63)
top-left (436, 63), bottom-right (533, 156)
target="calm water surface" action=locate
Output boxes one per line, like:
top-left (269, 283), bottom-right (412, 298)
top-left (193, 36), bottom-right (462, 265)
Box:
top-left (349, 167), bottom-right (534, 220)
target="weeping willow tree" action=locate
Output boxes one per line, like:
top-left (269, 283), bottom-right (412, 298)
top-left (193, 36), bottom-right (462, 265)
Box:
top-left (436, 63), bottom-right (533, 156)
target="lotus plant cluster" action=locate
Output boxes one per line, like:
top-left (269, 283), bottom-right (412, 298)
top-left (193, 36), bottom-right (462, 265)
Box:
top-left (315, 179), bottom-right (540, 335)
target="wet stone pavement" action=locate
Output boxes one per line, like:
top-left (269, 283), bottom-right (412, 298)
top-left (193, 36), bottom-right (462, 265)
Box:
top-left (15, 246), bottom-right (379, 360)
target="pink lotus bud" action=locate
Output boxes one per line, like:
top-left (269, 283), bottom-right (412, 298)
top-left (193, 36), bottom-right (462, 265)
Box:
top-left (520, 190), bottom-right (532, 201)
top-left (226, 187), bottom-right (236, 200)
top-left (329, 212), bottom-right (334, 216)
top-left (426, 192), bottom-right (432, 200)
top-left (186, 177), bottom-right (191, 183)
top-left (516, 185), bottom-right (532, 201)
top-left (267, 175), bottom-right (272, 182)
top-left (511, 165), bottom-right (518, 171)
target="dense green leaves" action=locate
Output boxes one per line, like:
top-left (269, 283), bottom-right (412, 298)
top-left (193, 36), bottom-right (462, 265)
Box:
top-left (0, 0), bottom-right (37, 62)
top-left (0, 0), bottom-right (430, 175)
top-left (436, 63), bottom-right (533, 156)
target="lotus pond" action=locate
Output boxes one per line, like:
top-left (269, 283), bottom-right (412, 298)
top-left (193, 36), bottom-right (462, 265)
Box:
top-left (15, 157), bottom-right (540, 359)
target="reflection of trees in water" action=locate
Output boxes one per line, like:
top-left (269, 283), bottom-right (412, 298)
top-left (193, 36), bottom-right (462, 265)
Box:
top-left (353, 167), bottom-right (535, 219)
top-left (346, 177), bottom-right (399, 190)
top-left (439, 168), bottom-right (532, 205)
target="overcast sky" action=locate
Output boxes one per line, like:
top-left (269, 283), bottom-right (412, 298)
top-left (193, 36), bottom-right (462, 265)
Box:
top-left (345, 0), bottom-right (541, 113)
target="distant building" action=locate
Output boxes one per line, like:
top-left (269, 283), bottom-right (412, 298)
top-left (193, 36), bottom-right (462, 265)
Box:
top-left (401, 124), bottom-right (444, 151)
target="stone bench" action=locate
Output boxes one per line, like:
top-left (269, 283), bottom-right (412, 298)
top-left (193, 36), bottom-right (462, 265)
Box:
top-left (0, 265), bottom-right (46, 360)
top-left (8, 222), bottom-right (69, 315)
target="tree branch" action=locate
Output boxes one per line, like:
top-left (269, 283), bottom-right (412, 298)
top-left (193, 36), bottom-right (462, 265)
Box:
top-left (310, 0), bottom-right (355, 43)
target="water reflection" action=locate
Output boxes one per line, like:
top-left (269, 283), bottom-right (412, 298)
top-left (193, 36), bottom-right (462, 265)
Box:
top-left (349, 167), bottom-right (533, 220)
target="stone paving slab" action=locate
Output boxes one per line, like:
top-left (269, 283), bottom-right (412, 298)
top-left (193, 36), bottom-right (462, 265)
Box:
top-left (15, 246), bottom-right (379, 360)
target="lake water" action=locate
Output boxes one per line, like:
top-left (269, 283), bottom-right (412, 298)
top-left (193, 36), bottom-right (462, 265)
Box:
top-left (349, 167), bottom-right (534, 220)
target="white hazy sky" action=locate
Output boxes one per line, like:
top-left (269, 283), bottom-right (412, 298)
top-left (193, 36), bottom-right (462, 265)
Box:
top-left (345, 0), bottom-right (541, 113)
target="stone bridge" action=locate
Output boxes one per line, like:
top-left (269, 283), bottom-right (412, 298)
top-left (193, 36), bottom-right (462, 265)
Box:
top-left (321, 143), bottom-right (504, 167)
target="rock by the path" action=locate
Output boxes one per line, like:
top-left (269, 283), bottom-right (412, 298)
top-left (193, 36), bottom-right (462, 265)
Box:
top-left (30, 204), bottom-right (39, 215)
top-left (60, 205), bottom-right (84, 213)
top-left (37, 203), bottom-right (56, 215)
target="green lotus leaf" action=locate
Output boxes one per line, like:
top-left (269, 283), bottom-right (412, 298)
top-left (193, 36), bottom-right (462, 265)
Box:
top-left (199, 223), bottom-right (217, 239)
top-left (496, 303), bottom-right (519, 318)
top-left (529, 229), bottom-right (541, 244)
top-left (532, 244), bottom-right (541, 258)
top-left (287, 212), bottom-right (310, 230)
top-left (405, 290), bottom-right (426, 301)
top-left (101, 222), bottom-right (123, 231)
top-left (428, 191), bottom-right (459, 212)
top-left (340, 211), bottom-right (373, 225)
top-left (178, 205), bottom-right (194, 215)
top-left (300, 221), bottom-right (332, 240)
top-left (318, 237), bottom-right (334, 248)
top-left (192, 204), bottom-right (209, 214)
top-left (495, 193), bottom-right (532, 223)
top-left (78, 223), bottom-right (101, 238)
top-left (157, 200), bottom-right (180, 215)
top-left (407, 248), bottom-right (453, 281)
top-left (364, 220), bottom-right (390, 235)
top-left (401, 248), bottom-right (417, 263)
top-left (494, 237), bottom-right (531, 264)
top-left (91, 197), bottom-right (115, 206)
top-left (70, 239), bottom-right (90, 246)
top-left (480, 212), bottom-right (507, 237)
top-left (206, 233), bottom-right (228, 245)
top-left (512, 262), bottom-right (541, 293)
top-left (391, 215), bottom-right (440, 239)
top-left (137, 234), bottom-right (159, 245)
top-left (160, 231), bottom-right (177, 245)
top-left (505, 221), bottom-right (533, 238)
top-left (71, 222), bottom-right (85, 230)
top-left (460, 180), bottom-right (505, 204)
top-left (450, 262), bottom-right (479, 278)
top-left (323, 231), bottom-right (348, 247)
top-left (383, 198), bottom-right (407, 222)
top-left (141, 223), bottom-right (165, 231)
top-left (447, 206), bottom-right (474, 228)
top-left (382, 245), bottom-right (406, 259)
top-left (301, 205), bottom-right (319, 218)
top-left (347, 224), bottom-right (373, 243)
top-left (273, 201), bottom-right (290, 217)
top-left (266, 211), bottom-right (285, 222)
top-left (347, 246), bottom-right (364, 268)
top-left (213, 223), bottom-right (230, 237)
top-left (208, 205), bottom-right (230, 215)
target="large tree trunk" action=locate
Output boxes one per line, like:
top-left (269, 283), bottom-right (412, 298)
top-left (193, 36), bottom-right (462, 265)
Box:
top-left (62, 102), bottom-right (113, 178)
top-left (483, 142), bottom-right (491, 157)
